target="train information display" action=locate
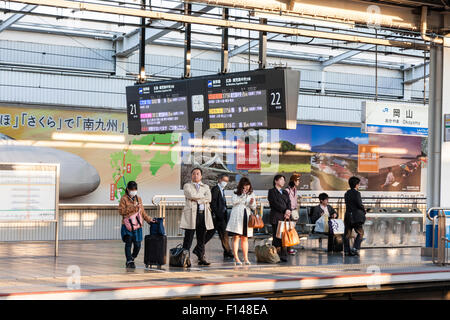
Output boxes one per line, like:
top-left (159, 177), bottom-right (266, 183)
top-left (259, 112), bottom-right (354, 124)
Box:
top-left (126, 68), bottom-right (300, 134)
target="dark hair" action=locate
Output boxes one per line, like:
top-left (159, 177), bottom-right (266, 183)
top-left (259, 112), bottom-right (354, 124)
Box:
top-left (288, 173), bottom-right (301, 188)
top-left (273, 174), bottom-right (285, 187)
top-left (191, 167), bottom-right (202, 175)
top-left (218, 173), bottom-right (229, 181)
top-left (348, 176), bottom-right (361, 189)
top-left (126, 181), bottom-right (138, 196)
top-left (319, 193), bottom-right (329, 202)
top-left (235, 177), bottom-right (253, 196)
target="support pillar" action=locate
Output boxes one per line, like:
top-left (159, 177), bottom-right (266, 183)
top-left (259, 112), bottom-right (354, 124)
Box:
top-left (221, 8), bottom-right (229, 74)
top-left (258, 18), bottom-right (267, 70)
top-left (184, 3), bottom-right (192, 78)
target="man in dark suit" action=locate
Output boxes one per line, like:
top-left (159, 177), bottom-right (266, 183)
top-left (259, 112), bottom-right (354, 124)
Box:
top-left (203, 173), bottom-right (233, 258)
top-left (343, 176), bottom-right (366, 256)
top-left (268, 175), bottom-right (292, 262)
top-left (310, 193), bottom-right (338, 229)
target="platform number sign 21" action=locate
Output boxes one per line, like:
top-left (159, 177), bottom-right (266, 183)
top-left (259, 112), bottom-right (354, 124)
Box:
top-left (268, 88), bottom-right (284, 113)
top-left (129, 103), bottom-right (138, 119)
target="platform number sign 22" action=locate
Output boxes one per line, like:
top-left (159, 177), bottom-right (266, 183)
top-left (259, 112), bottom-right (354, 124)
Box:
top-left (268, 88), bottom-right (284, 113)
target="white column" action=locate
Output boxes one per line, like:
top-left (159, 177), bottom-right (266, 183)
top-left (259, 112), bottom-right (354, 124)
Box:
top-left (439, 41), bottom-right (450, 206)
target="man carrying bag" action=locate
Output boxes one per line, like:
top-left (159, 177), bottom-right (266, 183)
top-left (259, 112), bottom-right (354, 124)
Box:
top-left (343, 176), bottom-right (366, 256)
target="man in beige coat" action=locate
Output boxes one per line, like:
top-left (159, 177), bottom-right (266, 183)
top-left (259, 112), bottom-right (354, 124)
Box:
top-left (181, 167), bottom-right (214, 266)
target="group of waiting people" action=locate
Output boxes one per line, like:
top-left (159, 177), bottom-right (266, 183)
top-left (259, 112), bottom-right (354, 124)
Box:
top-left (118, 169), bottom-right (366, 268)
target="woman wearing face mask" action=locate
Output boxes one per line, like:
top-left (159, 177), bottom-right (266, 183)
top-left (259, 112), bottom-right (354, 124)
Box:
top-left (226, 177), bottom-right (257, 265)
top-left (118, 181), bottom-right (156, 268)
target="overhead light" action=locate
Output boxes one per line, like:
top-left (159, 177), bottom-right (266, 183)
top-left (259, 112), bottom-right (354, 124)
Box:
top-left (52, 132), bottom-right (125, 143)
top-left (253, 11), bottom-right (355, 30)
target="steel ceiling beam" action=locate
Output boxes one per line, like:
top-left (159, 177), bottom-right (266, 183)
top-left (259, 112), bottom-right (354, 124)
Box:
top-left (0, 4), bottom-right (37, 33)
top-left (321, 43), bottom-right (375, 68)
top-left (229, 34), bottom-right (279, 57)
top-left (115, 4), bottom-right (214, 58)
top-left (6, 0), bottom-right (430, 50)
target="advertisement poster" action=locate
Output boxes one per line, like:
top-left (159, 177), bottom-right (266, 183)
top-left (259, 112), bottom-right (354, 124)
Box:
top-left (180, 124), bottom-right (426, 196)
top-left (0, 106), bottom-right (180, 204)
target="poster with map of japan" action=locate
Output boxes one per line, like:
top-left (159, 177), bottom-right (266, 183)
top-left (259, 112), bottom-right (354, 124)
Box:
top-left (0, 106), bottom-right (181, 205)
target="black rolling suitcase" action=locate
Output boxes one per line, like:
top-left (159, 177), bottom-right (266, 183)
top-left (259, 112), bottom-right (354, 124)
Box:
top-left (144, 234), bottom-right (167, 268)
top-left (327, 233), bottom-right (343, 252)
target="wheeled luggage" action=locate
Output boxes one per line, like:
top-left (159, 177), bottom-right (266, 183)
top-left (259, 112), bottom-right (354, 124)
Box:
top-left (144, 234), bottom-right (167, 268)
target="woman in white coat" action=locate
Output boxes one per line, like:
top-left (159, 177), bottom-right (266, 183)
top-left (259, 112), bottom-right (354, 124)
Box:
top-left (226, 177), bottom-right (256, 265)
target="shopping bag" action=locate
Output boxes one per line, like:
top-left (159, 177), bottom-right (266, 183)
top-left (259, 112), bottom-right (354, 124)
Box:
top-left (328, 219), bottom-right (345, 235)
top-left (276, 220), bottom-right (296, 238)
top-left (314, 214), bottom-right (329, 233)
top-left (282, 220), bottom-right (300, 247)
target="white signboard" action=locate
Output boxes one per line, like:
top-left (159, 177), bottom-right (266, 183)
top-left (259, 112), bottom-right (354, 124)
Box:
top-left (445, 114), bottom-right (450, 142)
top-left (0, 163), bottom-right (59, 221)
top-left (362, 101), bottom-right (428, 137)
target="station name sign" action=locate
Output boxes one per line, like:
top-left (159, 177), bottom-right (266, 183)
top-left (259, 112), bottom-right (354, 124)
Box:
top-left (361, 101), bottom-right (428, 137)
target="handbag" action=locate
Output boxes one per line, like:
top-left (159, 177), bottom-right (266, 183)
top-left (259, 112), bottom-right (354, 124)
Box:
top-left (282, 219), bottom-right (300, 247)
top-left (255, 244), bottom-right (280, 263)
top-left (150, 217), bottom-right (166, 236)
top-left (248, 211), bottom-right (264, 229)
top-left (169, 244), bottom-right (191, 268)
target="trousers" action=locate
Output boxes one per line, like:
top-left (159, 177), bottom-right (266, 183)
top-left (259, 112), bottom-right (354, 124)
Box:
top-left (343, 223), bottom-right (364, 252)
top-left (182, 210), bottom-right (207, 258)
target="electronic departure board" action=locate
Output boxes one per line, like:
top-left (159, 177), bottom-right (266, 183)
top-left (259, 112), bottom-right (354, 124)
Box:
top-left (126, 68), bottom-right (300, 134)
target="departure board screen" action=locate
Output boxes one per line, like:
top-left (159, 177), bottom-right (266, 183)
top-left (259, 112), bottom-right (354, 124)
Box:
top-left (139, 96), bottom-right (188, 133)
top-left (126, 68), bottom-right (300, 134)
top-left (208, 89), bottom-right (267, 129)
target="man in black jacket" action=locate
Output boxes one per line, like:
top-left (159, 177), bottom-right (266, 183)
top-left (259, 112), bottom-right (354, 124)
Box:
top-left (310, 193), bottom-right (338, 226)
top-left (203, 174), bottom-right (233, 258)
top-left (343, 176), bottom-right (366, 256)
top-left (268, 175), bottom-right (292, 262)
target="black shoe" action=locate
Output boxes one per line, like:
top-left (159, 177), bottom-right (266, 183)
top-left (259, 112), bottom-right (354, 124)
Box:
top-left (198, 258), bottom-right (211, 266)
top-left (126, 261), bottom-right (136, 269)
top-left (224, 252), bottom-right (234, 259)
top-left (351, 249), bottom-right (360, 256)
top-left (344, 251), bottom-right (355, 256)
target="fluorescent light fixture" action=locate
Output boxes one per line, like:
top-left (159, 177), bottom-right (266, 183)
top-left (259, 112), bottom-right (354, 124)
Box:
top-left (52, 132), bottom-right (125, 143)
top-left (253, 11), bottom-right (355, 30)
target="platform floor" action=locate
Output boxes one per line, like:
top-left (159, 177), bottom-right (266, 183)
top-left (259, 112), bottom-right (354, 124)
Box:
top-left (0, 238), bottom-right (449, 299)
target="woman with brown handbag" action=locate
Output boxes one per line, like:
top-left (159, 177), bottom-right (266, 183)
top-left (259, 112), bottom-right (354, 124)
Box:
top-left (226, 177), bottom-right (256, 265)
top-left (268, 175), bottom-right (292, 262)
top-left (286, 174), bottom-right (301, 255)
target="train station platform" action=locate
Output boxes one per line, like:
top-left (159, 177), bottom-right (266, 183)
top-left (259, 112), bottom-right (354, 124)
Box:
top-left (0, 238), bottom-right (449, 300)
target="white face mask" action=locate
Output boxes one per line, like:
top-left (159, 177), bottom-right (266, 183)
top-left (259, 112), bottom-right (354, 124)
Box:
top-left (129, 190), bottom-right (138, 197)
top-left (220, 181), bottom-right (227, 189)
